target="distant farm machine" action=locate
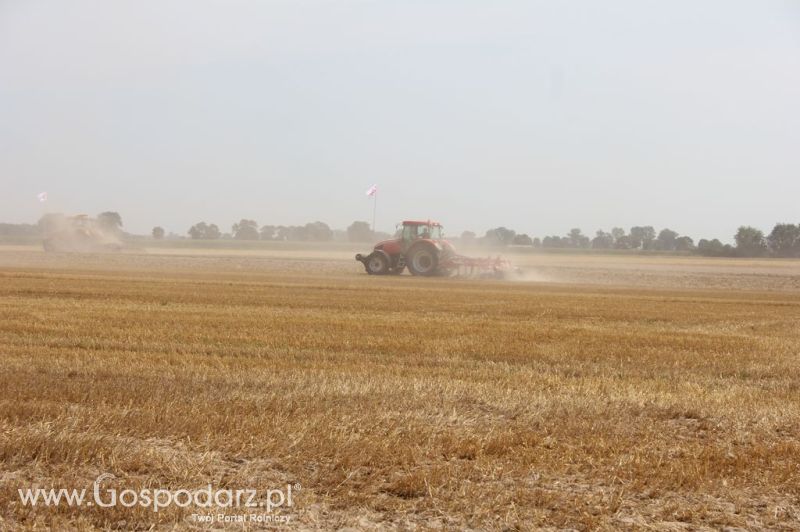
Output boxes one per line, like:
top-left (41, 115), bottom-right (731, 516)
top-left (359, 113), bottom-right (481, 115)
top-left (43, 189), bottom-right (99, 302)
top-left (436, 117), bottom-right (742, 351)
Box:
top-left (41, 214), bottom-right (122, 253)
top-left (356, 220), bottom-right (518, 279)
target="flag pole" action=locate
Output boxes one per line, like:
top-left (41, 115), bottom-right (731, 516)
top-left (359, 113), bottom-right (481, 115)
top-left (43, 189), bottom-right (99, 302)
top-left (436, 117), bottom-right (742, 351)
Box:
top-left (372, 189), bottom-right (377, 235)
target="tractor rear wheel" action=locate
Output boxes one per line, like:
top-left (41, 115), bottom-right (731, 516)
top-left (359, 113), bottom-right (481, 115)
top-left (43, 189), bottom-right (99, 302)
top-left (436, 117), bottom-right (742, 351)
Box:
top-left (364, 252), bottom-right (390, 275)
top-left (406, 244), bottom-right (439, 276)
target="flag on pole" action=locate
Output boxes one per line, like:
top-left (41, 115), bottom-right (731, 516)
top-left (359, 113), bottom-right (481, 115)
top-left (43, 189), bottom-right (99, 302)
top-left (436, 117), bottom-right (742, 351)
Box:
top-left (37, 192), bottom-right (48, 203)
top-left (365, 184), bottom-right (378, 232)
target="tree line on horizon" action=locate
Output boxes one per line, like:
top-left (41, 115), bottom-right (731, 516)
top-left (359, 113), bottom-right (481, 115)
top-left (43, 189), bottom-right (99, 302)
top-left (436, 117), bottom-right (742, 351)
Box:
top-left (182, 220), bottom-right (387, 243)
top-left (2, 212), bottom-right (125, 236)
top-left (1, 214), bottom-right (798, 258)
top-left (178, 218), bottom-right (799, 258)
top-left (474, 224), bottom-right (800, 258)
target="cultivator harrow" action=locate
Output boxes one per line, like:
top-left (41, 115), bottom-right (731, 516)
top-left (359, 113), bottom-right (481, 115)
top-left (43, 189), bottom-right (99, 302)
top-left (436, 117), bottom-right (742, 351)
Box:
top-left (439, 252), bottom-right (518, 279)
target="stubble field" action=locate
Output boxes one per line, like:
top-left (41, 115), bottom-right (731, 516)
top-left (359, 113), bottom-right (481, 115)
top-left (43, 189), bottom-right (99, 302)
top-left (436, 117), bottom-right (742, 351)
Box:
top-left (1, 246), bottom-right (799, 530)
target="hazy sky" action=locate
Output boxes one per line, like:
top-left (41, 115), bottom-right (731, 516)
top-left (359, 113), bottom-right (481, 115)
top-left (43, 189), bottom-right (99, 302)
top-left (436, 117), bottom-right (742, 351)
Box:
top-left (2, 1), bottom-right (798, 241)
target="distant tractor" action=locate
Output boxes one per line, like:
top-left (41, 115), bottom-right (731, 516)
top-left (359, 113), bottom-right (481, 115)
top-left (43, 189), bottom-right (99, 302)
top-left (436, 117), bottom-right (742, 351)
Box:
top-left (355, 220), bottom-right (516, 278)
top-left (41, 214), bottom-right (122, 253)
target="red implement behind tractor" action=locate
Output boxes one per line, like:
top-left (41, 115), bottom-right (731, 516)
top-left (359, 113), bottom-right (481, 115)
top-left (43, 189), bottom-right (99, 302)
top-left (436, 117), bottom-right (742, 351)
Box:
top-left (355, 220), bottom-right (518, 278)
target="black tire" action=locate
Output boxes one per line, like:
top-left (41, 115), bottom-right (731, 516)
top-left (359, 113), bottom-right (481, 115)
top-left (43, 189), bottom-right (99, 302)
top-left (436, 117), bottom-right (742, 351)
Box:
top-left (364, 252), bottom-right (390, 275)
top-left (406, 244), bottom-right (439, 276)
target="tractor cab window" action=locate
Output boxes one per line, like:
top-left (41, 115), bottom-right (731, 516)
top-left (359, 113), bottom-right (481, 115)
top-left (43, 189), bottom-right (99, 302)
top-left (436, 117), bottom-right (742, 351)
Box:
top-left (401, 224), bottom-right (442, 240)
top-left (416, 226), bottom-right (430, 239)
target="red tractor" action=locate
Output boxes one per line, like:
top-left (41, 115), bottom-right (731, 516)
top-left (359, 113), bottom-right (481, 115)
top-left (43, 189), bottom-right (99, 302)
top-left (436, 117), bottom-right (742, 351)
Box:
top-left (355, 220), bottom-right (516, 278)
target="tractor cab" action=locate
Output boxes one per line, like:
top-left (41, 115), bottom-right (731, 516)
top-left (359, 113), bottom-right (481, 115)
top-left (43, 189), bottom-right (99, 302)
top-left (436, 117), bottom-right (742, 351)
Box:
top-left (397, 221), bottom-right (443, 243)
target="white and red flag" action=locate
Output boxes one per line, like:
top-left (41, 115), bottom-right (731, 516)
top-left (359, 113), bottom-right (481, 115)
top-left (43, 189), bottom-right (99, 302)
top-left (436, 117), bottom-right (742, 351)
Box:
top-left (365, 184), bottom-right (377, 197)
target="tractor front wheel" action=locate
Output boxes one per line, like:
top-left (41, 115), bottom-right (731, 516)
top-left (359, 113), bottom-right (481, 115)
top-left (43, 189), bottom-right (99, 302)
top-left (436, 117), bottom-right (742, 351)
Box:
top-left (406, 244), bottom-right (439, 276)
top-left (364, 252), bottom-right (390, 275)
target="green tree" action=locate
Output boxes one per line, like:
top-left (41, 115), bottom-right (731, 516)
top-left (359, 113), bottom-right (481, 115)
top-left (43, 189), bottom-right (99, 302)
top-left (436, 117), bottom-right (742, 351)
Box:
top-left (347, 221), bottom-right (373, 242)
top-left (566, 228), bottom-right (590, 248)
top-left (542, 235), bottom-right (565, 248)
top-left (630, 226), bottom-right (655, 249)
top-left (188, 222), bottom-right (221, 240)
top-left (304, 221), bottom-right (333, 241)
top-left (697, 238), bottom-right (736, 257)
top-left (611, 227), bottom-right (626, 243)
top-left (0, 223), bottom-right (39, 236)
top-left (484, 227), bottom-right (516, 246)
top-left (188, 222), bottom-right (207, 239)
top-left (592, 230), bottom-right (614, 249)
top-left (151, 226), bottom-right (165, 240)
top-left (615, 235), bottom-right (634, 249)
top-left (512, 233), bottom-right (533, 246)
top-left (674, 236), bottom-right (694, 251)
top-left (656, 228), bottom-right (679, 251)
top-left (232, 219), bottom-right (260, 240)
top-left (206, 224), bottom-right (221, 239)
top-left (697, 238), bottom-right (723, 256)
top-left (260, 225), bottom-right (276, 240)
top-left (276, 225), bottom-right (293, 241)
top-left (734, 226), bottom-right (767, 257)
top-left (767, 223), bottom-right (800, 257)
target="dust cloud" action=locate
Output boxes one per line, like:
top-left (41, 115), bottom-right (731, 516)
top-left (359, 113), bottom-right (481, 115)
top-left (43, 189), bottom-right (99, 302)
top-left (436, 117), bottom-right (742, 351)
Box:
top-left (40, 214), bottom-right (122, 253)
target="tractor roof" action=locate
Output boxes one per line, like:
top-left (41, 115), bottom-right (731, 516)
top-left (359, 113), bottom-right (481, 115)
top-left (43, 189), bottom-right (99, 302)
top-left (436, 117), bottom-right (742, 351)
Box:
top-left (402, 220), bottom-right (442, 226)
